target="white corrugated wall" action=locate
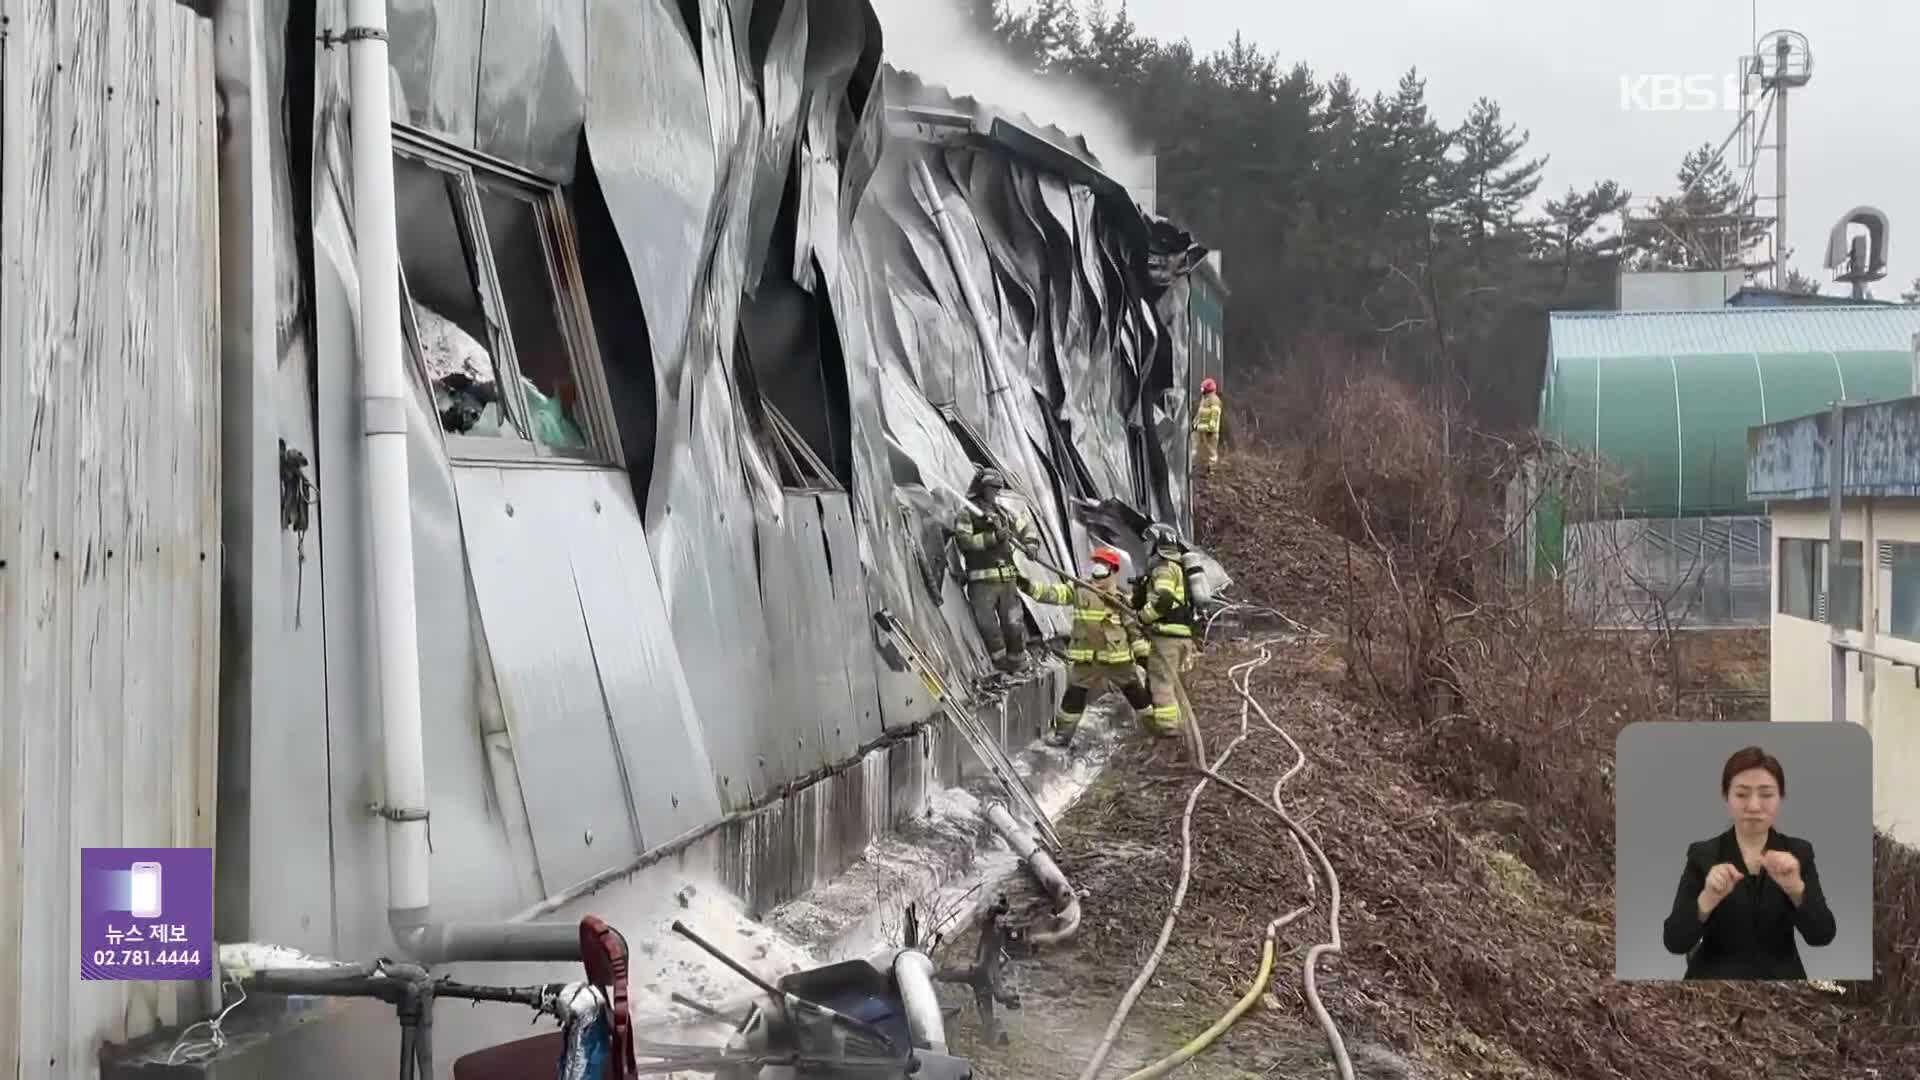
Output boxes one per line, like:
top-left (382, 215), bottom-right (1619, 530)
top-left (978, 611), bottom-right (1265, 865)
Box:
top-left (0, 0), bottom-right (222, 1075)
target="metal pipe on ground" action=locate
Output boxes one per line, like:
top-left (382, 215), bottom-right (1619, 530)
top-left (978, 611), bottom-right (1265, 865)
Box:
top-left (892, 949), bottom-right (949, 1054)
top-left (984, 802), bottom-right (1081, 946)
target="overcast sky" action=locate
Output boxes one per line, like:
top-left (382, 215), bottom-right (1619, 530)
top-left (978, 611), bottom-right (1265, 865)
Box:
top-left (1111, 0), bottom-right (1917, 297)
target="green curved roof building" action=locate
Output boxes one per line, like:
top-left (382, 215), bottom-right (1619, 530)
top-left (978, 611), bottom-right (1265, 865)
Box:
top-left (1541, 306), bottom-right (1920, 519)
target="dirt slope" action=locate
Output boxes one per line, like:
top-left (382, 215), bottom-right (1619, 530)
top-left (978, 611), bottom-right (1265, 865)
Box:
top-left (937, 450), bottom-right (1915, 1079)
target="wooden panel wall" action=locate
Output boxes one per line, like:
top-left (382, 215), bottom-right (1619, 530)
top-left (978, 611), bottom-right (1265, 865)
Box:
top-left (0, 0), bottom-right (221, 1074)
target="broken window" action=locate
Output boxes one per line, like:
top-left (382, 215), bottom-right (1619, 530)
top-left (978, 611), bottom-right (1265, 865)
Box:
top-left (758, 398), bottom-right (840, 491)
top-left (936, 405), bottom-right (998, 471)
top-left (393, 126), bottom-right (614, 463)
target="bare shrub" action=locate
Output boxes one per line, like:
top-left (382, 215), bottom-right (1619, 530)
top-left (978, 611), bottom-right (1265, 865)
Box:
top-left (1298, 370), bottom-right (1677, 892)
top-left (1855, 831), bottom-right (1920, 1023)
top-left (1315, 379), bottom-right (1920, 1048)
top-left (1226, 336), bottom-right (1374, 454)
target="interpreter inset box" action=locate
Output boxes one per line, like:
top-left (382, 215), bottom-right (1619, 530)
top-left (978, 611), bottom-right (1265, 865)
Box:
top-left (1614, 721), bottom-right (1872, 982)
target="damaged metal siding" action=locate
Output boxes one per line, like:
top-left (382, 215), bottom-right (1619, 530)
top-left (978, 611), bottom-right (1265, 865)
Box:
top-left (0, 0), bottom-right (1212, 1068)
top-left (1, 0), bottom-right (222, 1071)
top-left (386, 0), bottom-right (587, 183)
top-left (306, 0), bottom-right (533, 968)
top-left (209, 0), bottom-right (1207, 1006)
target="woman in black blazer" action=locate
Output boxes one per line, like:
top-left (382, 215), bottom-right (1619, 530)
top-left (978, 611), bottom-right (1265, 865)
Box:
top-left (1662, 745), bottom-right (1837, 979)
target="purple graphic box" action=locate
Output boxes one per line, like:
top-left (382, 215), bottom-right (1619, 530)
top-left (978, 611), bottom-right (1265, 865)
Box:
top-left (81, 847), bottom-right (213, 981)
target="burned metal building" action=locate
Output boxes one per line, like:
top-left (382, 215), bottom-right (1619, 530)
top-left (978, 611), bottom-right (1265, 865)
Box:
top-left (0, 0), bottom-right (1212, 1072)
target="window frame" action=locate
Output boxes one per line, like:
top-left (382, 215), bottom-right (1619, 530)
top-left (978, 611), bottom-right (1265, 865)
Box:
top-left (392, 125), bottom-right (622, 469)
top-left (1777, 535), bottom-right (1863, 629)
top-left (757, 397), bottom-right (843, 493)
top-left (1829, 537), bottom-right (1865, 631)
top-left (1887, 540), bottom-right (1920, 644)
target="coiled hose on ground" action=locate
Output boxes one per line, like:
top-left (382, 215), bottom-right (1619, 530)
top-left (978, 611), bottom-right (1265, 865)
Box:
top-left (1075, 639), bottom-right (1354, 1080)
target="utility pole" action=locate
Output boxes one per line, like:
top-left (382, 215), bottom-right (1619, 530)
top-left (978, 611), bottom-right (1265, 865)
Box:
top-left (1755, 30), bottom-right (1810, 286)
top-left (1827, 402), bottom-right (1846, 725)
top-left (1774, 33), bottom-right (1791, 286)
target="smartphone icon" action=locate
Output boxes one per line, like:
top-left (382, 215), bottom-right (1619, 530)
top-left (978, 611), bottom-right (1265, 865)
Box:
top-left (129, 862), bottom-right (163, 919)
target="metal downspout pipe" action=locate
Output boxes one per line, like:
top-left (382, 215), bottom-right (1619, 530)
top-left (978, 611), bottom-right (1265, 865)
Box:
top-left (345, 0), bottom-right (577, 966)
top-left (984, 802), bottom-right (1081, 946)
top-left (892, 949), bottom-right (949, 1054)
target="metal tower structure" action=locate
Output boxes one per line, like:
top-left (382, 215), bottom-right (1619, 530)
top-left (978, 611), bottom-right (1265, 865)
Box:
top-left (1741, 29), bottom-right (1812, 287)
top-left (1621, 29), bottom-right (1809, 284)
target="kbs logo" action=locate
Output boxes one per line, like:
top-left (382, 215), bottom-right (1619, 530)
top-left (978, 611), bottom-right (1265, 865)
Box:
top-left (1618, 74), bottom-right (1744, 112)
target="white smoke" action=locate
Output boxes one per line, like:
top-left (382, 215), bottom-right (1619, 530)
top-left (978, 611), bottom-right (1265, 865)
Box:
top-left (868, 0), bottom-right (1147, 175)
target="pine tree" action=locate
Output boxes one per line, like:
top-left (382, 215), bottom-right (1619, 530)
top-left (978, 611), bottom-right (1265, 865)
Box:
top-left (1077, 2), bottom-right (1154, 94)
top-left (1447, 98), bottom-right (1545, 250)
top-left (1541, 180), bottom-right (1631, 290)
top-left (998, 0), bottom-right (1083, 72)
top-left (1366, 70), bottom-right (1452, 229)
top-left (1629, 143), bottom-right (1769, 272)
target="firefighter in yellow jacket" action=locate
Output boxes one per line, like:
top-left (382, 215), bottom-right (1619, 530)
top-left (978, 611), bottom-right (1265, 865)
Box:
top-left (1018, 546), bottom-right (1154, 748)
top-left (1191, 377), bottom-right (1223, 468)
top-left (955, 468), bottom-right (1041, 673)
top-left (1135, 523), bottom-right (1197, 739)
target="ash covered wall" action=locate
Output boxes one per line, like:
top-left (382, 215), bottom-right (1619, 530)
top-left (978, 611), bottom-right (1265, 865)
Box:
top-left (218, 0), bottom-right (1209, 979)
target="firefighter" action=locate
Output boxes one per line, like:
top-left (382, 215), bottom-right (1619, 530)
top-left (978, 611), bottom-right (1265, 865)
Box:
top-left (1191, 377), bottom-right (1223, 468)
top-left (1019, 546), bottom-right (1154, 748)
top-left (1135, 523), bottom-right (1198, 741)
top-left (955, 467), bottom-right (1040, 673)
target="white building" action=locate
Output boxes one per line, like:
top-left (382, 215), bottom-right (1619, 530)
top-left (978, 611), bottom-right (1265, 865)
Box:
top-left (1748, 395), bottom-right (1920, 844)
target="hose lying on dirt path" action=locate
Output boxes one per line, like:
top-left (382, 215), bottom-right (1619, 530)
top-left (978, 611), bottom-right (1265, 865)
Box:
top-left (1198, 765), bottom-right (1353, 1078)
top-left (1112, 895), bottom-right (1319, 1080)
top-left (1214, 638), bottom-right (1354, 1080)
top-left (1115, 928), bottom-right (1276, 1080)
top-left (1078, 640), bottom-right (1354, 1080)
top-left (1118, 644), bottom-right (1340, 1080)
top-left (1072, 649), bottom-right (1267, 1080)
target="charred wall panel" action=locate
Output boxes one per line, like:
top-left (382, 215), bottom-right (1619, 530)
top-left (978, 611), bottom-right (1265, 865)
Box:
top-left (253, 0), bottom-right (1208, 981)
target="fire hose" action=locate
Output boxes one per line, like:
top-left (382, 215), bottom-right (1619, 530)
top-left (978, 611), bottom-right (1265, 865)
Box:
top-left (1076, 642), bottom-right (1353, 1080)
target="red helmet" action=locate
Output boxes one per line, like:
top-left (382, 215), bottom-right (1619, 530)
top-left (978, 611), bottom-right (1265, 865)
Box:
top-left (1090, 546), bottom-right (1123, 572)
top-left (1201, 378), bottom-right (1218, 394)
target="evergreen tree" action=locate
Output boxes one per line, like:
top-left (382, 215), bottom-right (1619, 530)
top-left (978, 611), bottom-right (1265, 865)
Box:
top-left (1367, 69), bottom-right (1453, 228)
top-left (1540, 180), bottom-right (1631, 291)
top-left (1447, 98), bottom-right (1545, 250)
top-left (1076, 2), bottom-right (1154, 96)
top-left (997, 0), bottom-right (1083, 72)
top-left (1629, 143), bottom-right (1769, 273)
